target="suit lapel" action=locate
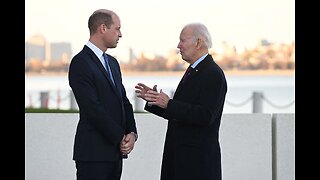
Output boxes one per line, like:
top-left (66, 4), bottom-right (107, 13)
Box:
top-left (174, 68), bottom-right (197, 97)
top-left (86, 49), bottom-right (113, 87)
top-left (84, 46), bottom-right (126, 127)
top-left (86, 47), bottom-right (122, 100)
top-left (174, 55), bottom-right (212, 97)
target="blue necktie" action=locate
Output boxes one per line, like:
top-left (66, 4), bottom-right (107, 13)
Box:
top-left (103, 53), bottom-right (116, 86)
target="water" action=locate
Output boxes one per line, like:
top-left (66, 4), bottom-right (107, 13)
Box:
top-left (25, 74), bottom-right (295, 113)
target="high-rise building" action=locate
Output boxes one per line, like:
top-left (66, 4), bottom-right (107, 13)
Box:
top-left (25, 34), bottom-right (46, 61)
top-left (50, 42), bottom-right (72, 63)
top-left (25, 34), bottom-right (72, 64)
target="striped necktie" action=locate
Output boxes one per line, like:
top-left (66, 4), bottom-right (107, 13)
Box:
top-left (103, 53), bottom-right (115, 86)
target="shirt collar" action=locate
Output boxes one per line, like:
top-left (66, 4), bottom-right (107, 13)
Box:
top-left (190, 53), bottom-right (208, 69)
top-left (86, 41), bottom-right (105, 60)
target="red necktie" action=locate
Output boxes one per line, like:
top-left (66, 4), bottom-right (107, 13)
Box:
top-left (182, 66), bottom-right (192, 82)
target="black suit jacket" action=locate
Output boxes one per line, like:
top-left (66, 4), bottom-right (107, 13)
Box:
top-left (145, 54), bottom-right (227, 180)
top-left (68, 45), bottom-right (137, 161)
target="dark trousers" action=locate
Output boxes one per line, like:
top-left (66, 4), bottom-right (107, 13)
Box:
top-left (75, 160), bottom-right (123, 180)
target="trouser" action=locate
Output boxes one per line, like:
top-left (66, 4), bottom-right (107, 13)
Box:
top-left (75, 160), bottom-right (123, 180)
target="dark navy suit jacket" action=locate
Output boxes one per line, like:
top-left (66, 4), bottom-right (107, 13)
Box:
top-left (145, 54), bottom-right (227, 180)
top-left (69, 45), bottom-right (137, 161)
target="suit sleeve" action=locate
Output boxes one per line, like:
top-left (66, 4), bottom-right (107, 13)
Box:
top-left (111, 57), bottom-right (137, 135)
top-left (144, 102), bottom-right (166, 117)
top-left (121, 84), bottom-right (138, 134)
top-left (145, 67), bottom-right (227, 127)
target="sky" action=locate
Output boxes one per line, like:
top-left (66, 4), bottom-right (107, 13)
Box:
top-left (25, 0), bottom-right (295, 57)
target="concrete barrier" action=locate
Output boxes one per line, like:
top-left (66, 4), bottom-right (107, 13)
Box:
top-left (25, 113), bottom-right (294, 180)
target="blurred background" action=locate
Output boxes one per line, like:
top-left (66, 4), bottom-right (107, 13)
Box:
top-left (25, 0), bottom-right (295, 113)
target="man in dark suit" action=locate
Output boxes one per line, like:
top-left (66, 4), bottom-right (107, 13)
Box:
top-left (135, 23), bottom-right (227, 180)
top-left (68, 9), bottom-right (138, 180)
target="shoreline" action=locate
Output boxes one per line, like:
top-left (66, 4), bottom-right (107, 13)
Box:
top-left (25, 69), bottom-right (295, 77)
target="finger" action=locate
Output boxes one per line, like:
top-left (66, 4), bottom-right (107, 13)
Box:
top-left (146, 90), bottom-right (158, 95)
top-left (125, 135), bottom-right (131, 141)
top-left (140, 83), bottom-right (149, 89)
top-left (121, 146), bottom-right (131, 153)
top-left (145, 94), bottom-right (157, 100)
top-left (121, 144), bottom-right (128, 150)
top-left (153, 85), bottom-right (157, 91)
top-left (120, 142), bottom-right (130, 149)
top-left (145, 97), bottom-right (157, 102)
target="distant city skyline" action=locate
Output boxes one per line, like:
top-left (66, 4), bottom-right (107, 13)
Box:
top-left (25, 0), bottom-right (295, 56)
